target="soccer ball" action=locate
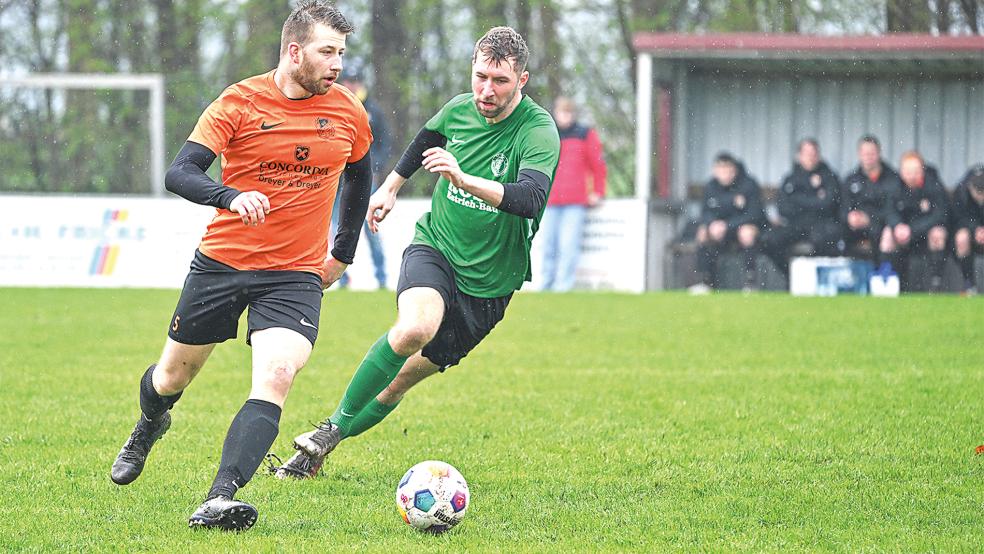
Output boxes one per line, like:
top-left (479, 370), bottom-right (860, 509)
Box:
top-left (395, 460), bottom-right (469, 534)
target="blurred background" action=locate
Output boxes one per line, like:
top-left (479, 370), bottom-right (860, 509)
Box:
top-left (2, 0), bottom-right (981, 197)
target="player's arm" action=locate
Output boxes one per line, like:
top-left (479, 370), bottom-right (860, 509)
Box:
top-left (367, 127), bottom-right (447, 232)
top-left (165, 140), bottom-right (269, 226)
top-left (422, 148), bottom-right (550, 219)
top-left (332, 152), bottom-right (373, 265)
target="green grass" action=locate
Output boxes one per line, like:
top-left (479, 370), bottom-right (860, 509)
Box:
top-left (0, 289), bottom-right (982, 552)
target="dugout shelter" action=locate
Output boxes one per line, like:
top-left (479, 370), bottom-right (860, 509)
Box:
top-left (632, 33), bottom-right (984, 289)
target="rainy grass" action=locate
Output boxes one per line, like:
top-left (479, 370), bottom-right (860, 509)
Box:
top-left (0, 288), bottom-right (982, 551)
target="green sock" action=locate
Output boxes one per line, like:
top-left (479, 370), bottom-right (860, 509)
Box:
top-left (347, 398), bottom-right (400, 438)
top-left (331, 333), bottom-right (407, 437)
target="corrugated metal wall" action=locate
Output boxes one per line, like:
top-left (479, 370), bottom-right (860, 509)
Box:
top-left (680, 70), bottom-right (984, 191)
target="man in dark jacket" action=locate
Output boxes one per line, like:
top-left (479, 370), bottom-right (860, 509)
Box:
top-left (762, 138), bottom-right (842, 276)
top-left (689, 152), bottom-right (767, 293)
top-left (950, 164), bottom-right (984, 294)
top-left (881, 151), bottom-right (949, 291)
top-left (841, 135), bottom-right (902, 257)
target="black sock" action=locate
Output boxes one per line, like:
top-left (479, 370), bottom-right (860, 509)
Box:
top-left (207, 399), bottom-right (281, 500)
top-left (139, 365), bottom-right (182, 421)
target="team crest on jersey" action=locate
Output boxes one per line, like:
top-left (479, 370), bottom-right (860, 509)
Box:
top-left (316, 117), bottom-right (335, 140)
top-left (295, 145), bottom-right (310, 162)
top-left (490, 152), bottom-right (508, 178)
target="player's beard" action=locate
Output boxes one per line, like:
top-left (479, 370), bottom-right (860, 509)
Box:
top-left (475, 83), bottom-right (520, 119)
top-left (292, 56), bottom-right (336, 96)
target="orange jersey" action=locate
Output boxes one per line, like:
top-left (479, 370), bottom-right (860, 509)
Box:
top-left (188, 70), bottom-right (372, 274)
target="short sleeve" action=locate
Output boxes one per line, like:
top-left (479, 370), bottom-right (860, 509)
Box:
top-left (348, 101), bottom-right (374, 163)
top-left (188, 87), bottom-right (246, 155)
top-left (518, 121), bottom-right (561, 178)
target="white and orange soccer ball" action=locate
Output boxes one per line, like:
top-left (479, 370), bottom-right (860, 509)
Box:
top-left (395, 460), bottom-right (469, 534)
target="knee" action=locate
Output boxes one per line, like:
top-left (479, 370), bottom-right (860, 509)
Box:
top-left (928, 226), bottom-right (947, 251)
top-left (388, 321), bottom-right (439, 355)
top-left (260, 360), bottom-right (301, 393)
top-left (154, 361), bottom-right (198, 394)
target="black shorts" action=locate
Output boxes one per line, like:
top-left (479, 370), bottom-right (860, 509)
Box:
top-left (167, 250), bottom-right (323, 346)
top-left (396, 244), bottom-right (511, 370)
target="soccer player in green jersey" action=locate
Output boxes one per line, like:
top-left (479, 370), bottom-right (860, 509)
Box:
top-left (272, 26), bottom-right (560, 478)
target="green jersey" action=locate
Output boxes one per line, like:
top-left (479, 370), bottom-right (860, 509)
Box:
top-left (412, 93), bottom-right (560, 297)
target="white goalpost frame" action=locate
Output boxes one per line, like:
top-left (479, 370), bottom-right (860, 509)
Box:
top-left (2, 73), bottom-right (166, 197)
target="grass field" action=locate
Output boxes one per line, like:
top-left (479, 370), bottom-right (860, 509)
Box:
top-left (0, 288), bottom-right (982, 552)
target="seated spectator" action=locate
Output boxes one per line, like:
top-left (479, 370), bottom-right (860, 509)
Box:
top-left (841, 135), bottom-right (902, 257)
top-left (762, 138), bottom-right (842, 276)
top-left (950, 164), bottom-right (984, 295)
top-left (689, 152), bottom-right (767, 294)
top-left (880, 151), bottom-right (949, 291)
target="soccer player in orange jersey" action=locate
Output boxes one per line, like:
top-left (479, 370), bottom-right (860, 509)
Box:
top-left (109, 1), bottom-right (373, 531)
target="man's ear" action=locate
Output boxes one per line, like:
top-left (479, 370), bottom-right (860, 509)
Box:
top-left (518, 70), bottom-right (530, 89)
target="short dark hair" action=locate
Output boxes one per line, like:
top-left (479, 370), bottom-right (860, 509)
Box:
top-left (858, 134), bottom-right (881, 149)
top-left (714, 152), bottom-right (738, 167)
top-left (473, 26), bottom-right (529, 74)
top-left (281, 1), bottom-right (354, 57)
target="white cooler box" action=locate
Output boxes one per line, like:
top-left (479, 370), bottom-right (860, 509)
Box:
top-left (789, 257), bottom-right (875, 296)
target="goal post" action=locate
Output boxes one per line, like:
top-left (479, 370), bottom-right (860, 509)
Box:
top-left (1, 73), bottom-right (166, 196)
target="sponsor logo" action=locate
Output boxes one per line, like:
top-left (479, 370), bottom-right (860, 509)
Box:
top-left (490, 152), bottom-right (508, 178)
top-left (260, 121), bottom-right (284, 130)
top-left (257, 161), bottom-right (330, 176)
top-left (171, 315), bottom-right (180, 332)
top-left (447, 183), bottom-right (499, 213)
top-left (449, 136), bottom-right (465, 145)
top-left (316, 117), bottom-right (335, 140)
top-left (88, 209), bottom-right (144, 276)
top-left (295, 145), bottom-right (311, 162)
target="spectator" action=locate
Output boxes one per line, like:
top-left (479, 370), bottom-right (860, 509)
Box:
top-left (840, 135), bottom-right (902, 258)
top-left (540, 96), bottom-right (607, 292)
top-left (762, 138), bottom-right (842, 276)
top-left (951, 164), bottom-right (984, 295)
top-left (331, 58), bottom-right (392, 289)
top-left (881, 151), bottom-right (949, 291)
top-left (689, 152), bottom-right (767, 294)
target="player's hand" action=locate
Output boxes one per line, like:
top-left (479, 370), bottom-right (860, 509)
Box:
top-left (229, 191), bottom-right (270, 226)
top-left (422, 147), bottom-right (464, 187)
top-left (587, 191), bottom-right (602, 208)
top-left (320, 257), bottom-right (348, 289)
top-left (894, 223), bottom-right (912, 245)
top-left (975, 226), bottom-right (984, 245)
top-left (367, 188), bottom-right (397, 234)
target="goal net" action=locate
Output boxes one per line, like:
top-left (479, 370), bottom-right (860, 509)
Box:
top-left (0, 73), bottom-right (165, 196)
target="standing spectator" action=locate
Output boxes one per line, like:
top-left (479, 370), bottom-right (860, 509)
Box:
top-left (951, 164), bottom-right (984, 295)
top-left (539, 96), bottom-right (607, 292)
top-left (841, 135), bottom-right (902, 257)
top-left (689, 152), bottom-right (767, 294)
top-left (762, 138), bottom-right (842, 276)
top-left (881, 151), bottom-right (949, 291)
top-left (331, 58), bottom-right (392, 289)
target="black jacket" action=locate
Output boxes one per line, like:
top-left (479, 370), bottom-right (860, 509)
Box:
top-left (950, 170), bottom-right (984, 231)
top-left (777, 161), bottom-right (840, 227)
top-left (699, 168), bottom-right (767, 230)
top-left (841, 160), bottom-right (901, 229)
top-left (884, 165), bottom-right (948, 237)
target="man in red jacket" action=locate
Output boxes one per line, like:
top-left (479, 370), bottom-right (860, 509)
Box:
top-left (539, 97), bottom-right (607, 291)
